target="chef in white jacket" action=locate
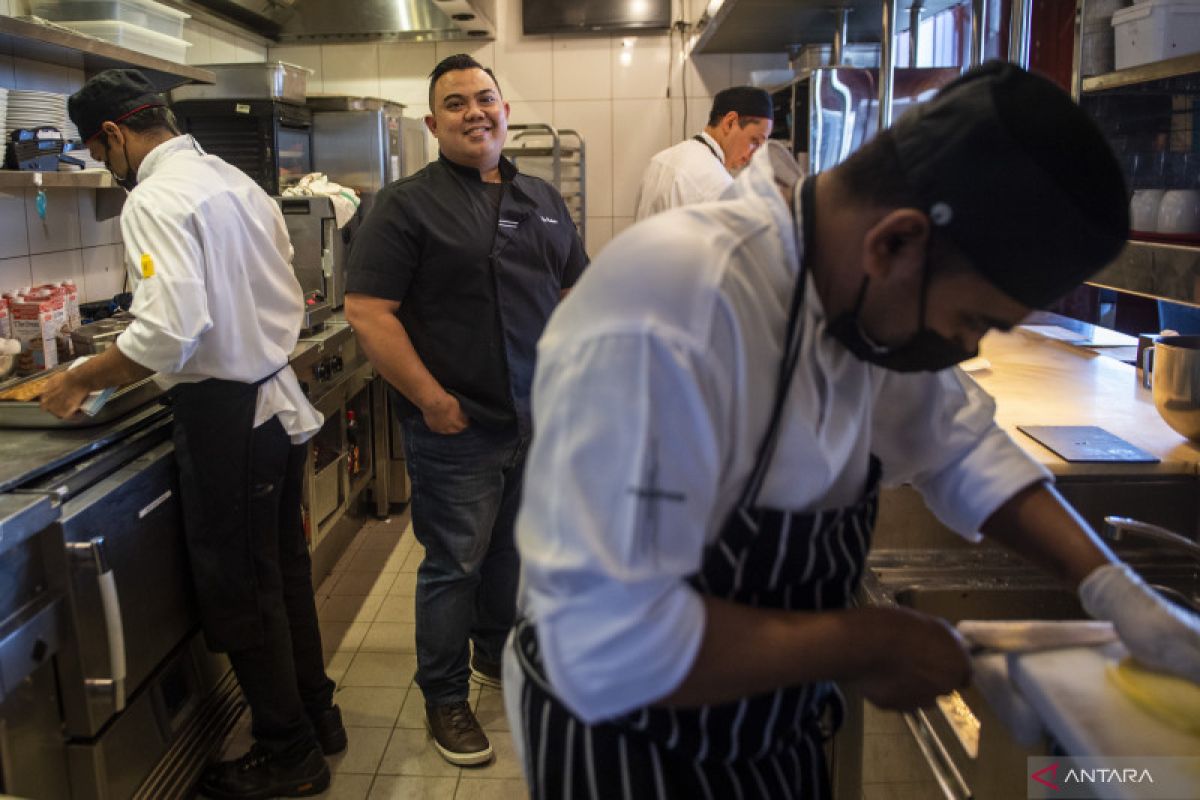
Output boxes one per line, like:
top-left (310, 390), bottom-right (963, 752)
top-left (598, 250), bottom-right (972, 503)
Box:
top-left (42, 69), bottom-right (344, 800)
top-left (506, 63), bottom-right (1200, 799)
top-left (633, 85), bottom-right (773, 221)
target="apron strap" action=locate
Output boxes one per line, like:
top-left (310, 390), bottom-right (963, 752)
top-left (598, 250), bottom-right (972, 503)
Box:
top-left (738, 176), bottom-right (814, 508)
top-left (692, 134), bottom-right (723, 163)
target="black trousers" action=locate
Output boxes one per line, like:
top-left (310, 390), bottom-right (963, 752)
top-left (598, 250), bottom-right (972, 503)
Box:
top-left (175, 410), bottom-right (334, 760)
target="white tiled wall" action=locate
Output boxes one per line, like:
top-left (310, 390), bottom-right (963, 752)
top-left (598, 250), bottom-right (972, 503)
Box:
top-left (266, 0), bottom-right (788, 257)
top-left (0, 10), bottom-right (267, 300)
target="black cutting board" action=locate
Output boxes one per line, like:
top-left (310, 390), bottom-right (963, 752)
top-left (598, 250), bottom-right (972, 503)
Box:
top-left (1017, 426), bottom-right (1159, 463)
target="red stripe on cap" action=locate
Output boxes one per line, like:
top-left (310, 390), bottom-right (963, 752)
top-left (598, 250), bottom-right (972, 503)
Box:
top-left (84, 102), bottom-right (165, 142)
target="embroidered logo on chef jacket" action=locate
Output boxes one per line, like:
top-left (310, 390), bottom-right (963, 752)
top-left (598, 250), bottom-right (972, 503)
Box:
top-left (539, 215), bottom-right (559, 225)
top-left (498, 218), bottom-right (520, 230)
top-left (140, 253), bottom-right (155, 278)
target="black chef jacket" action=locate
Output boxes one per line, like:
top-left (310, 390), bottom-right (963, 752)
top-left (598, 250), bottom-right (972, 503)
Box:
top-left (346, 153), bottom-right (588, 434)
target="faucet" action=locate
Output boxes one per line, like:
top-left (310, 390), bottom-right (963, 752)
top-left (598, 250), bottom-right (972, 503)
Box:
top-left (1103, 516), bottom-right (1200, 564)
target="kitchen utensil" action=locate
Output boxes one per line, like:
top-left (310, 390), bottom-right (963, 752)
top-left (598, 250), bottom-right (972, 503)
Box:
top-left (1143, 334), bottom-right (1200, 442)
top-left (958, 620), bottom-right (1118, 655)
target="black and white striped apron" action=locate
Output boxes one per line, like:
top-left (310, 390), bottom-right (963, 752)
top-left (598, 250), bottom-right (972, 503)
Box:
top-left (514, 177), bottom-right (880, 799)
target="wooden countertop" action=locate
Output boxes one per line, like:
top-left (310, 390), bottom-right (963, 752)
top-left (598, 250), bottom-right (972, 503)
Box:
top-left (976, 329), bottom-right (1200, 477)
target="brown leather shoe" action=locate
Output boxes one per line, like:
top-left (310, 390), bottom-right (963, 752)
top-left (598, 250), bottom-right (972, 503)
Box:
top-left (426, 701), bottom-right (493, 766)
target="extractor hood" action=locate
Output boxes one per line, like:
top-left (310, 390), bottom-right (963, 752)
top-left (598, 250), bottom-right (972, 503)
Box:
top-left (189, 0), bottom-right (496, 43)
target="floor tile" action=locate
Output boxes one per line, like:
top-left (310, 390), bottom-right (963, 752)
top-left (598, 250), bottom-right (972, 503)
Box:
top-left (397, 687), bottom-right (428, 729)
top-left (389, 573), bottom-right (418, 598)
top-left (375, 594), bottom-right (416, 623)
top-left (317, 772), bottom-right (374, 799)
top-left (361, 622), bottom-right (418, 653)
top-left (320, 594), bottom-right (385, 623)
top-left (333, 571), bottom-right (398, 597)
top-left (329, 727), bottom-right (392, 775)
top-left (320, 621), bottom-right (371, 654)
top-left (454, 777), bottom-right (529, 800)
top-left (377, 728), bottom-right (460, 777)
top-left (348, 548), bottom-right (404, 574)
top-left (465, 729), bottom-right (524, 780)
top-left (474, 689), bottom-right (508, 732)
top-left (368, 775), bottom-right (457, 800)
top-left (357, 526), bottom-right (407, 551)
top-left (335, 686), bottom-right (407, 727)
top-left (342, 651), bottom-right (418, 688)
top-left (862, 781), bottom-right (943, 800)
top-left (324, 651), bottom-right (356, 686)
top-left (400, 548), bottom-right (424, 572)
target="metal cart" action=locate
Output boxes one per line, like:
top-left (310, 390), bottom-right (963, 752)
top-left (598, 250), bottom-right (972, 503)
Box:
top-left (503, 123), bottom-right (586, 245)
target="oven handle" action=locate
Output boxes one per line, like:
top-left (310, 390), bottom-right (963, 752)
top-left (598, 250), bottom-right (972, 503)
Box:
top-left (66, 537), bottom-right (127, 712)
top-left (902, 710), bottom-right (973, 800)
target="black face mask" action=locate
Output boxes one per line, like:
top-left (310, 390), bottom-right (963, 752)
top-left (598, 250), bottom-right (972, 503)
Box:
top-left (102, 135), bottom-right (137, 192)
top-left (826, 269), bottom-right (977, 373)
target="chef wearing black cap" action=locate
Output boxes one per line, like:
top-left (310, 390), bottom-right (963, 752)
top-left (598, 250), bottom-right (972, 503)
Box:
top-left (40, 69), bottom-right (345, 799)
top-left (506, 63), bottom-right (1200, 799)
top-left (634, 85), bottom-right (774, 221)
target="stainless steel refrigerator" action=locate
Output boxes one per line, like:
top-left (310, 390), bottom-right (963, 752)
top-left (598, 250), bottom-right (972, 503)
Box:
top-left (309, 96), bottom-right (429, 217)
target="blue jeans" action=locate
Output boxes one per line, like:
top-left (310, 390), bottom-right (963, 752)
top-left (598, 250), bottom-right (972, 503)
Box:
top-left (400, 415), bottom-right (526, 706)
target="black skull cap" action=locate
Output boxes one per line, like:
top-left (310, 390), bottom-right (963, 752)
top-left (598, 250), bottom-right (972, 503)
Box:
top-left (68, 68), bottom-right (165, 143)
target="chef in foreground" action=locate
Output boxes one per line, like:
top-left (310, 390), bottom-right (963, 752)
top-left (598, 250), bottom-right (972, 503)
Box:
top-left (506, 62), bottom-right (1200, 799)
top-left (41, 70), bottom-right (344, 800)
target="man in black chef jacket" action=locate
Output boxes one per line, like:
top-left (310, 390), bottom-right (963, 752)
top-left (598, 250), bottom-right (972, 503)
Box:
top-left (344, 54), bottom-right (587, 766)
top-left (506, 62), bottom-right (1200, 799)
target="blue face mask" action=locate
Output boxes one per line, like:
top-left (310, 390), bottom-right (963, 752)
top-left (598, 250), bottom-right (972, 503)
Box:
top-left (826, 270), bottom-right (977, 373)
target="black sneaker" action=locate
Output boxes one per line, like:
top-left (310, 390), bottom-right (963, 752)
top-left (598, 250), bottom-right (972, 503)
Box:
top-left (470, 652), bottom-right (502, 690)
top-left (198, 744), bottom-right (329, 800)
top-left (426, 701), bottom-right (493, 766)
top-left (310, 705), bottom-right (347, 755)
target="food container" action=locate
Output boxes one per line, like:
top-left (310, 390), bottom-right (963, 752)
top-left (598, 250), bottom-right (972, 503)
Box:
top-left (1112, 0), bottom-right (1200, 69)
top-left (59, 19), bottom-right (190, 63)
top-left (169, 62), bottom-right (312, 105)
top-left (30, 0), bottom-right (189, 39)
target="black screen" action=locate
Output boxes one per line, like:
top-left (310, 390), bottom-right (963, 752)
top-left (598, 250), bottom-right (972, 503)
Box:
top-left (522, 0), bottom-right (672, 34)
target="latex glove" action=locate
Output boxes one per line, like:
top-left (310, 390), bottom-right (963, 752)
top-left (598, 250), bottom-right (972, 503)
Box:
top-left (1079, 562), bottom-right (1200, 683)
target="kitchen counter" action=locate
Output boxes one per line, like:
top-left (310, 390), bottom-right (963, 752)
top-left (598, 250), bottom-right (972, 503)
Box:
top-left (977, 328), bottom-right (1200, 477)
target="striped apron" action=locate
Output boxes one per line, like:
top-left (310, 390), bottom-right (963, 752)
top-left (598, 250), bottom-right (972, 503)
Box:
top-left (514, 177), bottom-right (882, 799)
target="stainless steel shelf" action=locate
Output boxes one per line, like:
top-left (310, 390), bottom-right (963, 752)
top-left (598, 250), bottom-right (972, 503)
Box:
top-left (0, 169), bottom-right (115, 188)
top-left (1088, 239), bottom-right (1200, 308)
top-left (0, 15), bottom-right (214, 90)
top-left (1081, 52), bottom-right (1200, 93)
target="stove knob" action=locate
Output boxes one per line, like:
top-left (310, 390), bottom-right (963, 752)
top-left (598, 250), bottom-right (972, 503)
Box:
top-left (330, 356), bottom-right (344, 373)
top-left (314, 363), bottom-right (330, 381)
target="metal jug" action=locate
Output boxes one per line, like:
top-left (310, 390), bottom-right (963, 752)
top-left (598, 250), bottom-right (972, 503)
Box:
top-left (1142, 334), bottom-right (1200, 442)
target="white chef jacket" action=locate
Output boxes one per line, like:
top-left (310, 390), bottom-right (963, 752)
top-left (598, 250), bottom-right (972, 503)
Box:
top-left (114, 135), bottom-right (323, 444)
top-left (515, 142), bottom-right (1051, 724)
top-left (633, 130), bottom-right (733, 221)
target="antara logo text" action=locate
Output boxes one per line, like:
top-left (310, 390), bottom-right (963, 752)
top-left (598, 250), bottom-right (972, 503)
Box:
top-left (1031, 761), bottom-right (1155, 790)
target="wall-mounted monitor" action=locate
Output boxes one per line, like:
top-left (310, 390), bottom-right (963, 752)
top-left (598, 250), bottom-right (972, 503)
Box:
top-left (522, 0), bottom-right (672, 35)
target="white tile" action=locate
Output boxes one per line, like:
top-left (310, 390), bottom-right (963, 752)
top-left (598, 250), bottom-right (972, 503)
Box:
top-left (455, 778), bottom-right (530, 800)
top-left (374, 594), bottom-right (415, 624)
top-left (677, 53), bottom-right (730, 99)
top-left (377, 727), bottom-right (458, 776)
top-left (341, 651), bottom-right (417, 688)
top-left (434, 40), bottom-right (496, 66)
top-left (553, 100), bottom-right (612, 217)
top-left (325, 650), bottom-right (355, 686)
top-left (8, 0), bottom-right (25, 13)
top-left (12, 57), bottom-right (80, 94)
top-left (0, 53), bottom-right (15, 88)
top-left (730, 52), bottom-right (790, 86)
top-left (377, 42), bottom-right (437, 110)
top-left (493, 0), bottom-right (554, 103)
top-left (80, 244), bottom-right (126, 303)
top-left (329, 726), bottom-right (391, 775)
top-left (395, 686), bottom-right (426, 728)
top-left (208, 32), bottom-right (237, 64)
top-left (360, 621), bottom-right (416, 653)
top-left (611, 98), bottom-right (671, 217)
top-left (368, 775), bottom-right (457, 800)
top-left (320, 620), bottom-right (371, 653)
top-left (317, 772), bottom-right (373, 800)
top-left (611, 34), bottom-right (671, 100)
top-left (332, 570), bottom-right (398, 596)
top-left (612, 216), bottom-right (634, 240)
top-left (30, 247), bottom-right (83, 290)
top-left (0, 191), bottom-right (28, 259)
top-left (504, 100), bottom-right (554, 132)
top-left (235, 41), bottom-right (267, 64)
top-left (474, 687), bottom-right (507, 731)
top-left (181, 21), bottom-right (212, 66)
top-left (0, 256), bottom-right (32, 292)
top-left (76, 190), bottom-right (122, 247)
top-left (335, 685), bottom-right (407, 727)
top-left (0, 1), bottom-right (10, 17)
top-left (270, 45), bottom-right (324, 95)
top-left (583, 216), bottom-right (612, 256)
top-left (552, 37), bottom-right (611, 100)
top-left (24, 188), bottom-right (81, 255)
top-left (318, 593), bottom-right (384, 623)
top-left (322, 43), bottom-right (382, 99)
top-left (463, 728), bottom-right (524, 779)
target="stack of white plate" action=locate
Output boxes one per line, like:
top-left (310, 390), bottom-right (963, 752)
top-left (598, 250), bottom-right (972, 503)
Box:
top-left (4, 90), bottom-right (70, 139)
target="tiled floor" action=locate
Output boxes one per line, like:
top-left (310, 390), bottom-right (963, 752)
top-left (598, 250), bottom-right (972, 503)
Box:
top-left (215, 511), bottom-right (530, 800)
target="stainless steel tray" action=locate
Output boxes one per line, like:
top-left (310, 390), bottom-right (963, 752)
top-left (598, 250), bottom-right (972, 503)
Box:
top-left (0, 377), bottom-right (164, 429)
top-left (169, 61), bottom-right (311, 104)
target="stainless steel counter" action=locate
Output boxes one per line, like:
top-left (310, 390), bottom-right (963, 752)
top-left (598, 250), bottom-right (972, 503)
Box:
top-left (0, 493), bottom-right (56, 560)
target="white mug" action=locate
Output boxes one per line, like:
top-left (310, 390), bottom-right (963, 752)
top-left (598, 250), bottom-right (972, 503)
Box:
top-left (1157, 189), bottom-right (1200, 234)
top-left (1131, 189), bottom-right (1166, 231)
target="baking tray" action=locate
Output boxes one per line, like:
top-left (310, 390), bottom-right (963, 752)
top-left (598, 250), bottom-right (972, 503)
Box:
top-left (0, 375), bottom-right (164, 428)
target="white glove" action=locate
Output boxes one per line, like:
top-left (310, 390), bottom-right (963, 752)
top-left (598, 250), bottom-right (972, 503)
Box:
top-left (1079, 562), bottom-right (1200, 683)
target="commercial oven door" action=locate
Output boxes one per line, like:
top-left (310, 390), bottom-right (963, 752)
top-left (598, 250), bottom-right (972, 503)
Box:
top-left (56, 438), bottom-right (199, 738)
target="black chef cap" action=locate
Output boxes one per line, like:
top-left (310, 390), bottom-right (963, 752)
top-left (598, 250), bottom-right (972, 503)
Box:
top-left (711, 86), bottom-right (773, 121)
top-left (891, 61), bottom-right (1128, 308)
top-left (68, 69), bottom-right (165, 144)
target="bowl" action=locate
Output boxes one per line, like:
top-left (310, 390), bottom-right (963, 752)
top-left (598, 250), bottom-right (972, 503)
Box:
top-left (1150, 334), bottom-right (1200, 442)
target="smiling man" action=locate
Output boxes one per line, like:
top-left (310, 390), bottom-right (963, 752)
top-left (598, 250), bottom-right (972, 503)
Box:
top-left (343, 54), bottom-right (587, 766)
